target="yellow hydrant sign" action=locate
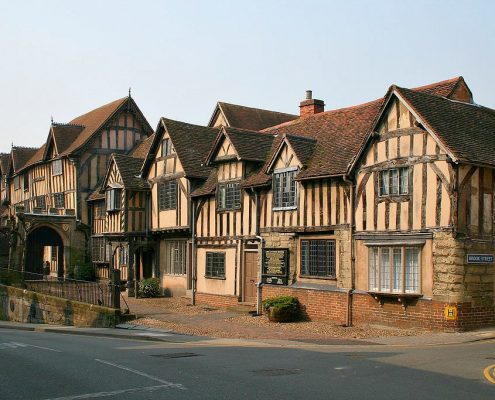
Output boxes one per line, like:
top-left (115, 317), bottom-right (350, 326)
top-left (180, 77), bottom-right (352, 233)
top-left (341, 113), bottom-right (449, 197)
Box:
top-left (444, 305), bottom-right (458, 321)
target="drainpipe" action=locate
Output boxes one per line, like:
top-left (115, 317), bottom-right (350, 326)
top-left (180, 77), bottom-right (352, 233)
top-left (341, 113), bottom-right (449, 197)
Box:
top-left (191, 198), bottom-right (197, 306)
top-left (343, 176), bottom-right (355, 327)
top-left (254, 190), bottom-right (263, 315)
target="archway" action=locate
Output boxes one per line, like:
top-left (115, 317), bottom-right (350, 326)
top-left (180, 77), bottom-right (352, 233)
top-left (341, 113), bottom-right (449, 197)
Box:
top-left (25, 226), bottom-right (64, 278)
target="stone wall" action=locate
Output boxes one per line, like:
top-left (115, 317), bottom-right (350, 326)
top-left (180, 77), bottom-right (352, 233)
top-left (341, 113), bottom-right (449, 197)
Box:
top-left (0, 284), bottom-right (121, 328)
top-left (433, 231), bottom-right (494, 307)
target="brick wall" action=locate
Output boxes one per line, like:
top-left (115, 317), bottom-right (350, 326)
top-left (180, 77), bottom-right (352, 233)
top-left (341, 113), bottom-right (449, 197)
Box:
top-left (261, 285), bottom-right (495, 331)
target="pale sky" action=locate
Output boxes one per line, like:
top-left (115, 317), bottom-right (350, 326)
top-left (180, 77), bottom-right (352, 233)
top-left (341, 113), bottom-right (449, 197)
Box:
top-left (0, 0), bottom-right (494, 151)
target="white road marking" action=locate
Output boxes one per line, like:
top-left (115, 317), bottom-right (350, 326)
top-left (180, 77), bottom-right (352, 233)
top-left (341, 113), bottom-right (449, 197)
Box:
top-left (94, 358), bottom-right (185, 389)
top-left (43, 384), bottom-right (180, 400)
top-left (0, 342), bottom-right (61, 352)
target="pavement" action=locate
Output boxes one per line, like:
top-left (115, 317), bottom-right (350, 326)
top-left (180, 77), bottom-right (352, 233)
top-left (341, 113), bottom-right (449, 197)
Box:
top-left (1, 319), bottom-right (494, 348)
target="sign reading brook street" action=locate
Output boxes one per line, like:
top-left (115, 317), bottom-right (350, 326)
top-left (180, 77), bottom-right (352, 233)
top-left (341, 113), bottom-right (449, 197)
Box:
top-left (262, 248), bottom-right (289, 285)
top-left (466, 254), bottom-right (494, 264)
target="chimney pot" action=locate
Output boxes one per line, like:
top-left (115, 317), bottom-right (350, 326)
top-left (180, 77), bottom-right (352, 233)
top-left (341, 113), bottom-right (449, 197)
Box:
top-left (299, 91), bottom-right (325, 118)
top-left (305, 90), bottom-right (312, 100)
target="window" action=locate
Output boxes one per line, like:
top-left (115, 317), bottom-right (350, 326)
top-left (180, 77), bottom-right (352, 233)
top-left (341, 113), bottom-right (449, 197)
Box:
top-left (163, 241), bottom-right (187, 275)
top-left (35, 195), bottom-right (46, 209)
top-left (94, 202), bottom-right (105, 218)
top-left (368, 246), bottom-right (420, 293)
top-left (51, 246), bottom-right (57, 261)
top-left (106, 188), bottom-right (121, 212)
top-left (14, 176), bottom-right (20, 190)
top-left (379, 167), bottom-right (409, 196)
top-left (161, 138), bottom-right (173, 157)
top-left (217, 182), bottom-right (241, 211)
top-left (158, 180), bottom-right (177, 210)
top-left (300, 239), bottom-right (336, 278)
top-left (53, 193), bottom-right (65, 209)
top-left (206, 252), bottom-right (225, 279)
top-left (92, 237), bottom-right (108, 262)
top-left (273, 168), bottom-right (297, 209)
top-left (119, 246), bottom-right (128, 266)
top-left (23, 173), bottom-right (29, 191)
top-left (52, 159), bottom-right (63, 176)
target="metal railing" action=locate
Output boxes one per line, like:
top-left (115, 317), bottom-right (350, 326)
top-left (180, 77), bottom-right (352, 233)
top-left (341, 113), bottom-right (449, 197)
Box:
top-left (0, 267), bottom-right (119, 308)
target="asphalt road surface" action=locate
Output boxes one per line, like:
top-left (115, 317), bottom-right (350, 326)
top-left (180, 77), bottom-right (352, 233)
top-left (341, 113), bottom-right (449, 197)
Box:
top-left (0, 328), bottom-right (494, 400)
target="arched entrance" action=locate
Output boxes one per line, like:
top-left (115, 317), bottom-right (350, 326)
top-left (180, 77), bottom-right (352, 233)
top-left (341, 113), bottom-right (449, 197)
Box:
top-left (25, 226), bottom-right (64, 277)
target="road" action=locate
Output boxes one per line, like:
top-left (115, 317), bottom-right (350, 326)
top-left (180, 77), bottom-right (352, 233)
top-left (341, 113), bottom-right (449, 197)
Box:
top-left (0, 328), bottom-right (494, 400)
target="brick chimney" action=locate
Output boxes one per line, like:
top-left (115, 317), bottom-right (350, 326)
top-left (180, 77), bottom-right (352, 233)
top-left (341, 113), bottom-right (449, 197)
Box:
top-left (299, 90), bottom-right (324, 118)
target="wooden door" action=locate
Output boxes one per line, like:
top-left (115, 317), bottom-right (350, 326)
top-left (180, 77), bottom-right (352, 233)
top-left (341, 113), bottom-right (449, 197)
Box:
top-left (244, 252), bottom-right (258, 303)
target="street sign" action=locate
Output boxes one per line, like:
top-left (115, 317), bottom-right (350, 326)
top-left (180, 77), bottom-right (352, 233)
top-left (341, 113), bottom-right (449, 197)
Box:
top-left (466, 254), bottom-right (494, 264)
top-left (444, 305), bottom-right (458, 321)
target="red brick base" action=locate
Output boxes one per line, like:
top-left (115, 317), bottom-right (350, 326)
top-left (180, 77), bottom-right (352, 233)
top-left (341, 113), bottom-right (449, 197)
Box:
top-left (262, 285), bottom-right (495, 332)
top-left (196, 292), bottom-right (240, 308)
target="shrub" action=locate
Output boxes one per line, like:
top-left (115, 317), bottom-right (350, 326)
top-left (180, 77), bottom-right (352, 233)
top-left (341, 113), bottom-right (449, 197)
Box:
top-left (262, 296), bottom-right (301, 323)
top-left (67, 264), bottom-right (95, 281)
top-left (138, 278), bottom-right (161, 298)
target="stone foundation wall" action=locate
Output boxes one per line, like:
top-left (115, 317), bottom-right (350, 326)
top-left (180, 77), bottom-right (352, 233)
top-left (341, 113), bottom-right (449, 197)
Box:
top-left (0, 284), bottom-right (120, 328)
top-left (433, 231), bottom-right (494, 307)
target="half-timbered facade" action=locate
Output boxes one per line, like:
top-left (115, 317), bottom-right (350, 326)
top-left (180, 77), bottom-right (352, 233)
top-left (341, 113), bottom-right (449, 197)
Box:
top-left (3, 95), bottom-right (152, 278)
top-left (141, 118), bottom-right (219, 297)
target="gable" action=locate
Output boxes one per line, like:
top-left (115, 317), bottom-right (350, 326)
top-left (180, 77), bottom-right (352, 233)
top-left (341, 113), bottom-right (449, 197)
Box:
top-left (213, 135), bottom-right (238, 162)
top-left (209, 106), bottom-right (227, 128)
top-left (268, 139), bottom-right (302, 173)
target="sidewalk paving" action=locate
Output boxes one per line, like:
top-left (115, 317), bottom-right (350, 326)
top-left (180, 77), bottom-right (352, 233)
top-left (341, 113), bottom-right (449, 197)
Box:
top-left (121, 295), bottom-right (495, 346)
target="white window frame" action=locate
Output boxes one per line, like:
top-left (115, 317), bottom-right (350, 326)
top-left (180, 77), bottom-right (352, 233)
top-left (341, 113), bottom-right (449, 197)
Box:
top-left (52, 159), bottom-right (63, 176)
top-left (368, 245), bottom-right (421, 294)
top-left (272, 166), bottom-right (298, 210)
top-left (106, 188), bottom-right (122, 212)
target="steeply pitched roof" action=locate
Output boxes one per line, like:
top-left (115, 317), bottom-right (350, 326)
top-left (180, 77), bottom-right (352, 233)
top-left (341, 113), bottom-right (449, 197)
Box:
top-left (190, 169), bottom-right (218, 197)
top-left (0, 154), bottom-right (10, 175)
top-left (51, 123), bottom-right (85, 155)
top-left (222, 127), bottom-right (276, 163)
top-left (129, 133), bottom-right (155, 159)
top-left (112, 154), bottom-right (149, 190)
top-left (144, 118), bottom-right (219, 179)
top-left (262, 99), bottom-right (384, 180)
top-left (211, 102), bottom-right (298, 130)
top-left (62, 97), bottom-right (129, 155)
top-left (11, 147), bottom-right (39, 174)
top-left (395, 86), bottom-right (495, 167)
top-left (411, 76), bottom-right (471, 100)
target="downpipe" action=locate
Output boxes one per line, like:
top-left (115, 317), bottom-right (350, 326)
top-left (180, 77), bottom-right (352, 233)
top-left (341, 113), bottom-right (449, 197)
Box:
top-left (255, 235), bottom-right (264, 316)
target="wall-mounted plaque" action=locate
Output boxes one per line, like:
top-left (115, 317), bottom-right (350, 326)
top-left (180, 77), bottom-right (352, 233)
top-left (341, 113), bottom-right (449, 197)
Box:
top-left (262, 248), bottom-right (289, 285)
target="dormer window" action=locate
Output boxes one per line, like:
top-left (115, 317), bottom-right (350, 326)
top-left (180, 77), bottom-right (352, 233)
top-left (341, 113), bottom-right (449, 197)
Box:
top-left (217, 182), bottom-right (241, 211)
top-left (106, 188), bottom-right (122, 212)
top-left (161, 138), bottom-right (173, 157)
top-left (52, 159), bottom-right (63, 176)
top-left (378, 167), bottom-right (409, 196)
top-left (273, 167), bottom-right (297, 210)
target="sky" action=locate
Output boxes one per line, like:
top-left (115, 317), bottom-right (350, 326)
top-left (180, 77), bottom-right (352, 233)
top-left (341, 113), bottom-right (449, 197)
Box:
top-left (0, 0), bottom-right (494, 151)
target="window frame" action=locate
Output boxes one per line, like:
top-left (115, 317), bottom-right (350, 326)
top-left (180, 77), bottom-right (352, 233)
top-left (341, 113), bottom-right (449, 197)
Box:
top-left (161, 138), bottom-right (173, 157)
top-left (378, 167), bottom-right (409, 197)
top-left (14, 176), bottom-right (20, 190)
top-left (35, 195), bottom-right (46, 210)
top-left (92, 237), bottom-right (108, 263)
top-left (205, 251), bottom-right (226, 279)
top-left (368, 245), bottom-right (421, 294)
top-left (53, 192), bottom-right (65, 209)
top-left (216, 181), bottom-right (241, 212)
top-left (300, 239), bottom-right (337, 279)
top-left (94, 202), bottom-right (106, 219)
top-left (272, 167), bottom-right (298, 210)
top-left (52, 159), bottom-right (63, 176)
top-left (158, 180), bottom-right (177, 211)
top-left (106, 188), bottom-right (122, 212)
top-left (23, 173), bottom-right (29, 192)
top-left (163, 240), bottom-right (187, 276)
